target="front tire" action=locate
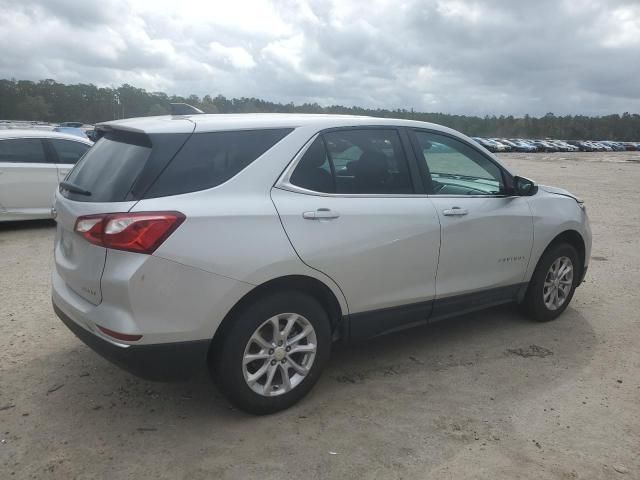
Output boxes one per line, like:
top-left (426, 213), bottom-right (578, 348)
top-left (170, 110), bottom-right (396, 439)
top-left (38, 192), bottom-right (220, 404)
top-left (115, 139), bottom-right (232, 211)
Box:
top-left (522, 243), bottom-right (580, 322)
top-left (212, 291), bottom-right (331, 414)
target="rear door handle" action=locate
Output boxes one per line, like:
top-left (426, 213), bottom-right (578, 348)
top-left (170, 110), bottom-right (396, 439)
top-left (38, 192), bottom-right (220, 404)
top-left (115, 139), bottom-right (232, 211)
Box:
top-left (302, 208), bottom-right (340, 220)
top-left (442, 207), bottom-right (468, 216)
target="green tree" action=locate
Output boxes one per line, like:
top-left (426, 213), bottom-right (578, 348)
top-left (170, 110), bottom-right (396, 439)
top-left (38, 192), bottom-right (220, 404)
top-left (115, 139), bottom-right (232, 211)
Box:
top-left (16, 95), bottom-right (50, 120)
top-left (0, 78), bottom-right (639, 140)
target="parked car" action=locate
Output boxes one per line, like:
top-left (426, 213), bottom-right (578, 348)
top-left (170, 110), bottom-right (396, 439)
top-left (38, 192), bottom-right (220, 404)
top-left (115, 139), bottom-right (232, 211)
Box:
top-left (495, 138), bottom-right (518, 151)
top-left (598, 142), bottom-right (614, 152)
top-left (475, 138), bottom-right (508, 152)
top-left (508, 139), bottom-right (538, 152)
top-left (52, 113), bottom-right (592, 414)
top-left (600, 141), bottom-right (625, 151)
top-left (0, 130), bottom-right (92, 221)
top-left (566, 140), bottom-right (592, 152)
top-left (489, 139), bottom-right (512, 152)
top-left (585, 141), bottom-right (606, 152)
top-left (53, 126), bottom-right (89, 138)
top-left (84, 129), bottom-right (98, 142)
top-left (553, 140), bottom-right (579, 152)
top-left (530, 139), bottom-right (558, 152)
top-left (471, 137), bottom-right (497, 152)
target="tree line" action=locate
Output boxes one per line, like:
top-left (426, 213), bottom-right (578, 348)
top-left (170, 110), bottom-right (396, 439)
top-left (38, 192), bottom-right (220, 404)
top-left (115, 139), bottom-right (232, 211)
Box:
top-left (1, 78), bottom-right (639, 140)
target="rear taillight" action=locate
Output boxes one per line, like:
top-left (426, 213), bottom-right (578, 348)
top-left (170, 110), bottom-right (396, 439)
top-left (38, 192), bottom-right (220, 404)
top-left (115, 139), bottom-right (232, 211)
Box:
top-left (97, 326), bottom-right (143, 342)
top-left (74, 211), bottom-right (185, 254)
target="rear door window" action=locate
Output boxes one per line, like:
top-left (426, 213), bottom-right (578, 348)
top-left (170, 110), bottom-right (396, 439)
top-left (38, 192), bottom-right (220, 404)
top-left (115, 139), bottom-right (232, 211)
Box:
top-left (289, 137), bottom-right (334, 193)
top-left (0, 138), bottom-right (47, 163)
top-left (144, 128), bottom-right (293, 198)
top-left (289, 129), bottom-right (414, 195)
top-left (49, 139), bottom-right (90, 164)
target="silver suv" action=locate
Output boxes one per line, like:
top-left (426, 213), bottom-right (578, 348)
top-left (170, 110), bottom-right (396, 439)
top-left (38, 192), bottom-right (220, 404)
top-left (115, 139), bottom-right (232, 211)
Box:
top-left (52, 113), bottom-right (591, 414)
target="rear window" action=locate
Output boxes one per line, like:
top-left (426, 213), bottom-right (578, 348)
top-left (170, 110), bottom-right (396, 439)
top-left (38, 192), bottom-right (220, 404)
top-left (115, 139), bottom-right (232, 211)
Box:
top-left (144, 128), bottom-right (293, 198)
top-left (62, 128), bottom-right (292, 202)
top-left (63, 132), bottom-right (152, 202)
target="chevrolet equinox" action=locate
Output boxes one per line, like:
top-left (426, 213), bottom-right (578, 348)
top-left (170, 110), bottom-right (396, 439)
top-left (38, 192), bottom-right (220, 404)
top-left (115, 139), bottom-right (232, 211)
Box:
top-left (52, 112), bottom-right (591, 414)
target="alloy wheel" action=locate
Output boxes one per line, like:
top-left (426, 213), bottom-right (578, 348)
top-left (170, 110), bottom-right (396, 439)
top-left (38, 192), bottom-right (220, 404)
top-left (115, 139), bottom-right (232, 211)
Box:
top-left (543, 256), bottom-right (574, 310)
top-left (242, 313), bottom-right (317, 397)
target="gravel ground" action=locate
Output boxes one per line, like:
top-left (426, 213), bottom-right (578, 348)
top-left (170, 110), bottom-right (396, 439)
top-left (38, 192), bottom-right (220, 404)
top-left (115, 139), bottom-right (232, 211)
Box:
top-left (1, 152), bottom-right (639, 479)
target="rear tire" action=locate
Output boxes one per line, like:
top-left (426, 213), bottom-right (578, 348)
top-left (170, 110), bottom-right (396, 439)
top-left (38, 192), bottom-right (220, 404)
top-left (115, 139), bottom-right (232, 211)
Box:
top-left (522, 243), bottom-right (580, 322)
top-left (212, 291), bottom-right (331, 415)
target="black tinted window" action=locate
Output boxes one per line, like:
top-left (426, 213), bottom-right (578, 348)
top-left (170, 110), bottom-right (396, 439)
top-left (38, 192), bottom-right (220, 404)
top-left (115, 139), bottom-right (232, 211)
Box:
top-left (64, 133), bottom-right (151, 202)
top-left (289, 137), bottom-right (334, 193)
top-left (0, 138), bottom-right (47, 163)
top-left (290, 129), bottom-right (413, 195)
top-left (145, 128), bottom-right (292, 198)
top-left (50, 139), bottom-right (90, 164)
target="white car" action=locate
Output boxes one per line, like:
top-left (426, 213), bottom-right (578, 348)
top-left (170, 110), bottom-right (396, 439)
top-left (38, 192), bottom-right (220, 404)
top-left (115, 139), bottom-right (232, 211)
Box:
top-left (0, 130), bottom-right (92, 221)
top-left (52, 112), bottom-right (591, 414)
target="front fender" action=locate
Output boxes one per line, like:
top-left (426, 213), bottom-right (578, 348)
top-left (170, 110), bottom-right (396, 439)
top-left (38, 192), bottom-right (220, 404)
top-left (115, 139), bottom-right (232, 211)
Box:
top-left (525, 191), bottom-right (592, 281)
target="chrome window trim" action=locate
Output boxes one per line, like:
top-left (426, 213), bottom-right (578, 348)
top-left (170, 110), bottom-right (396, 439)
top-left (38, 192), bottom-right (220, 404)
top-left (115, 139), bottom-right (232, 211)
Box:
top-left (275, 131), bottom-right (514, 199)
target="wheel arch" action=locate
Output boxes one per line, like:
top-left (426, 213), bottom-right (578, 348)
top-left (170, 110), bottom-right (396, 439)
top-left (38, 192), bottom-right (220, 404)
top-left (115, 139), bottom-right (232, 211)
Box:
top-left (546, 230), bottom-right (586, 272)
top-left (526, 229), bottom-right (586, 290)
top-left (209, 275), bottom-right (344, 362)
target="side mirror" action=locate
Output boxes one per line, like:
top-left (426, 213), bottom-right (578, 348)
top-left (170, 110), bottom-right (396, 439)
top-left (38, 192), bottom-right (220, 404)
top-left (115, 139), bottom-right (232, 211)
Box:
top-left (513, 176), bottom-right (538, 196)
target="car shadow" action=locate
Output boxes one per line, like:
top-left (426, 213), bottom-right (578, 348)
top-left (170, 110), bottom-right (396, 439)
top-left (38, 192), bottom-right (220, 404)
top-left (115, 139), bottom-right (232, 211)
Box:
top-left (1, 302), bottom-right (598, 479)
top-left (0, 219), bottom-right (56, 232)
top-left (6, 303), bottom-right (595, 426)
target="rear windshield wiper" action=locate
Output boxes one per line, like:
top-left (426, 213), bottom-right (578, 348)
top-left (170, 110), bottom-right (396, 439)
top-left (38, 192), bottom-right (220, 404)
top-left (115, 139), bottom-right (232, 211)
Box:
top-left (60, 181), bottom-right (91, 196)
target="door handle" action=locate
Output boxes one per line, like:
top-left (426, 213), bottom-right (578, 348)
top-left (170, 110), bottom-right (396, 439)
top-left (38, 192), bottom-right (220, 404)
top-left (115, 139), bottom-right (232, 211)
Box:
top-left (442, 207), bottom-right (468, 216)
top-left (302, 208), bottom-right (340, 220)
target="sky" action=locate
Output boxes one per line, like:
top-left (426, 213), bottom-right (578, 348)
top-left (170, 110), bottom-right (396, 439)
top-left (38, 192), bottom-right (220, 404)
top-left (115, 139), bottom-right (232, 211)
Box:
top-left (1, 0), bottom-right (639, 116)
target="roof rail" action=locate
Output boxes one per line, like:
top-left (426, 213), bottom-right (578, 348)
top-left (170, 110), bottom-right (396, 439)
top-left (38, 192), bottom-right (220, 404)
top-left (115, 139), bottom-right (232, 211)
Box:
top-left (170, 103), bottom-right (204, 115)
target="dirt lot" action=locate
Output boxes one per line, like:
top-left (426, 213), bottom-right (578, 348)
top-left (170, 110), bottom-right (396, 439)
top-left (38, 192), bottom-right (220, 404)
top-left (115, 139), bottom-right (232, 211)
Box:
top-left (1, 152), bottom-right (639, 479)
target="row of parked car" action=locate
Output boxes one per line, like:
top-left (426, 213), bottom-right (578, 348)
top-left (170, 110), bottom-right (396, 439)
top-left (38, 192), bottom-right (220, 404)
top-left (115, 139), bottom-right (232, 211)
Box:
top-left (472, 137), bottom-right (640, 153)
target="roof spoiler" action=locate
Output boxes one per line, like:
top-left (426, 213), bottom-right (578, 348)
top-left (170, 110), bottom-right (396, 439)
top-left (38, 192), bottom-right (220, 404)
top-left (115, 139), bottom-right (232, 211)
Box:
top-left (170, 103), bottom-right (204, 115)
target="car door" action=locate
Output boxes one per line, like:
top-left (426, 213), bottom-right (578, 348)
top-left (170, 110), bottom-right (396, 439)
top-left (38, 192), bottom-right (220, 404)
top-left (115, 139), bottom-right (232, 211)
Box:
top-left (409, 129), bottom-right (534, 317)
top-left (46, 138), bottom-right (91, 182)
top-left (0, 137), bottom-right (59, 219)
top-left (272, 127), bottom-right (441, 339)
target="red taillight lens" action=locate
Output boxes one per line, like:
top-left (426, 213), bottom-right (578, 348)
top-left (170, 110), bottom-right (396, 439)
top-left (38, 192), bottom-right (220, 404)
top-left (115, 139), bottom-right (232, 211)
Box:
top-left (97, 326), bottom-right (143, 342)
top-left (74, 211), bottom-right (185, 254)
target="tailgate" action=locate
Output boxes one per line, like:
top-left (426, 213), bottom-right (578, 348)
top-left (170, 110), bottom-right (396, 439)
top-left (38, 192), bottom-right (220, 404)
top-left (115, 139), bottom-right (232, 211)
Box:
top-left (53, 191), bottom-right (137, 305)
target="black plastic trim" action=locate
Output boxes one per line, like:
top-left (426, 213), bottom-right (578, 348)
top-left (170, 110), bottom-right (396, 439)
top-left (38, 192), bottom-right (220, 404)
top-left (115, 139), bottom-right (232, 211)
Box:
top-left (430, 283), bottom-right (526, 322)
top-left (53, 301), bottom-right (209, 381)
top-left (349, 300), bottom-right (433, 341)
top-left (346, 283), bottom-right (527, 341)
top-left (578, 265), bottom-right (588, 286)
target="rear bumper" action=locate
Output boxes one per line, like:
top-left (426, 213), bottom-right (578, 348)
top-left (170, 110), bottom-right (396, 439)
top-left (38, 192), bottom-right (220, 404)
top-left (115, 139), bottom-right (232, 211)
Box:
top-left (53, 301), bottom-right (210, 381)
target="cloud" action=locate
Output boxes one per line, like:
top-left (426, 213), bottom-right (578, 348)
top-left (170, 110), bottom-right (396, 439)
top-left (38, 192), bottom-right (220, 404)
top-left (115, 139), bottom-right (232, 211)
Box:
top-left (209, 42), bottom-right (256, 69)
top-left (0, 0), bottom-right (638, 115)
